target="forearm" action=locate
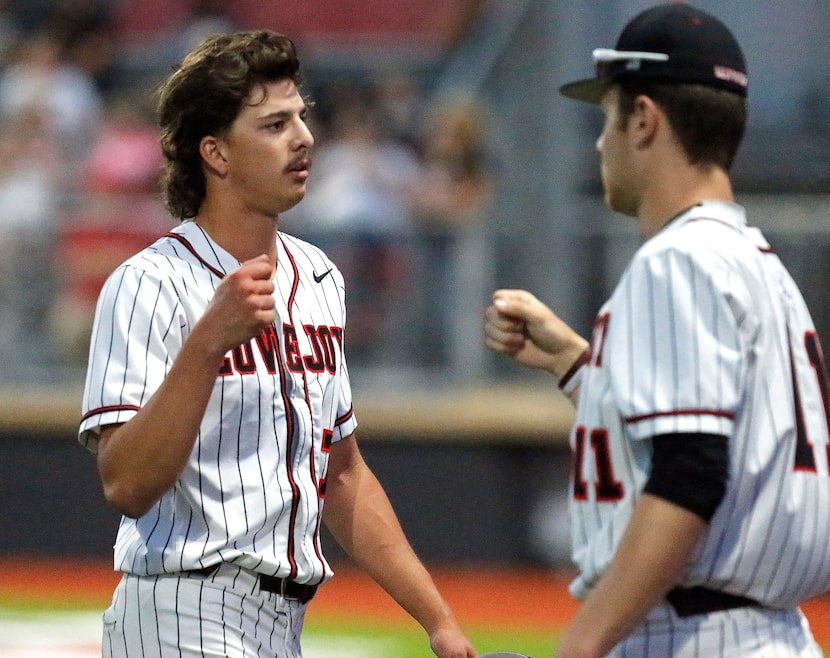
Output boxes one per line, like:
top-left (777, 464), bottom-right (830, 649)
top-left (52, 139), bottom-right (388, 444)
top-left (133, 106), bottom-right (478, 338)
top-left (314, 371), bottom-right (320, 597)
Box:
top-left (97, 327), bottom-right (228, 518)
top-left (557, 494), bottom-right (708, 658)
top-left (323, 439), bottom-right (458, 636)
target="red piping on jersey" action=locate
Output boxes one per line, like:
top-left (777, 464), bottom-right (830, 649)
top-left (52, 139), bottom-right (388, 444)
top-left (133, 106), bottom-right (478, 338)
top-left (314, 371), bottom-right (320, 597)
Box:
top-left (280, 236), bottom-right (331, 583)
top-left (81, 404), bottom-right (141, 422)
top-left (274, 337), bottom-right (300, 579)
top-left (279, 235), bottom-right (330, 581)
top-left (335, 406), bottom-right (354, 427)
top-left (165, 232), bottom-right (227, 279)
top-left (275, 238), bottom-right (302, 580)
top-left (624, 408), bottom-right (736, 424)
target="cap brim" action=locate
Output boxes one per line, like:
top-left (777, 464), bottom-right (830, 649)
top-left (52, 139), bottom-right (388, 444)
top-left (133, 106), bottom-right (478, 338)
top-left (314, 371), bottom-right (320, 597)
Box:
top-left (559, 78), bottom-right (612, 104)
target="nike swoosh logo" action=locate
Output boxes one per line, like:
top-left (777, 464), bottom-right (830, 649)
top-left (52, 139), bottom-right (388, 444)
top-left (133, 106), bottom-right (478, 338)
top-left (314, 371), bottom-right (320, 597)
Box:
top-left (313, 268), bottom-right (333, 283)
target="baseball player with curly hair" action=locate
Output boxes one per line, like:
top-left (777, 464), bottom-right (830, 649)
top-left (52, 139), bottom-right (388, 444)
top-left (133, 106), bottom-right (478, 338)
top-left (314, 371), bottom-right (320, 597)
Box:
top-left (485, 4), bottom-right (830, 657)
top-left (79, 29), bottom-right (475, 658)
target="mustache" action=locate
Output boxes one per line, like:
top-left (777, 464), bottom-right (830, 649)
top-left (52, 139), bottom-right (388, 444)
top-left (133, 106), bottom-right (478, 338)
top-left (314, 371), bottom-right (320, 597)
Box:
top-left (287, 151), bottom-right (311, 172)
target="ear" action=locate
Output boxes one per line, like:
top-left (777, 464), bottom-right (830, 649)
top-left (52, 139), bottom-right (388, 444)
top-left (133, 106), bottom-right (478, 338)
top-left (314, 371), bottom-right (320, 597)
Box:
top-left (199, 135), bottom-right (229, 177)
top-left (630, 95), bottom-right (660, 150)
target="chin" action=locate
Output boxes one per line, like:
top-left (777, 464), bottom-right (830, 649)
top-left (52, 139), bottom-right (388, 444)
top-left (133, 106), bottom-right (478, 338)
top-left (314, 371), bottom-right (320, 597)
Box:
top-left (605, 189), bottom-right (636, 218)
top-left (275, 192), bottom-right (306, 215)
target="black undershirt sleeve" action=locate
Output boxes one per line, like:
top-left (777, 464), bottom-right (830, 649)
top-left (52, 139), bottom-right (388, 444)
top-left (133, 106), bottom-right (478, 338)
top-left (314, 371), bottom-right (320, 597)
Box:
top-left (642, 432), bottom-right (729, 522)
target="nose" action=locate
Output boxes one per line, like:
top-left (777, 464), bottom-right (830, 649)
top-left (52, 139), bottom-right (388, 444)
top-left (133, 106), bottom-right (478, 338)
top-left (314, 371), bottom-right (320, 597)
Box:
top-left (295, 118), bottom-right (314, 150)
top-left (595, 131), bottom-right (604, 153)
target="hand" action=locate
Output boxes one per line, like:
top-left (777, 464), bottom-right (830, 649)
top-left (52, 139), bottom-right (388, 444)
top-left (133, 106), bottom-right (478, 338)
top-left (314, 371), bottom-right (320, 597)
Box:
top-left (199, 254), bottom-right (276, 357)
top-left (484, 289), bottom-right (588, 377)
top-left (429, 621), bottom-right (477, 658)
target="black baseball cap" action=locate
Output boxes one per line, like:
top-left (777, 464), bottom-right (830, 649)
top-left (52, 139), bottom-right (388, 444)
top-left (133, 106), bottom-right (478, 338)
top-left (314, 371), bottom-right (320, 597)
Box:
top-left (559, 3), bottom-right (747, 104)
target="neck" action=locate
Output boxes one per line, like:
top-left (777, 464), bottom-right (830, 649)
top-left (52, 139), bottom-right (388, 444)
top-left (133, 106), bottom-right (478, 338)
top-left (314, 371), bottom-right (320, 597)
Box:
top-left (637, 166), bottom-right (734, 239)
top-left (195, 202), bottom-right (279, 264)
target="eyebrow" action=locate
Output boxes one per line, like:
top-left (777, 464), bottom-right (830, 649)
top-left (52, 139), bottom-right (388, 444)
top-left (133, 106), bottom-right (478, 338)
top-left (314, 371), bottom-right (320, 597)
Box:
top-left (256, 106), bottom-right (308, 124)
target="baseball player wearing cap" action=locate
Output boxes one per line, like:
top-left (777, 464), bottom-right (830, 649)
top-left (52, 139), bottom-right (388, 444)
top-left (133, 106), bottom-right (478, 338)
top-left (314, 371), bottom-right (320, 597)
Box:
top-left (79, 30), bottom-right (475, 658)
top-left (485, 4), bottom-right (830, 657)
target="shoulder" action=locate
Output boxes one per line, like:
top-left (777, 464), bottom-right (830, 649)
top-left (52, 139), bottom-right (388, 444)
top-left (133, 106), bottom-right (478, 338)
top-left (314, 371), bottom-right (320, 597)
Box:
top-left (114, 235), bottom-right (185, 276)
top-left (622, 207), bottom-right (768, 322)
top-left (637, 203), bottom-right (762, 274)
top-left (100, 232), bottom-right (207, 295)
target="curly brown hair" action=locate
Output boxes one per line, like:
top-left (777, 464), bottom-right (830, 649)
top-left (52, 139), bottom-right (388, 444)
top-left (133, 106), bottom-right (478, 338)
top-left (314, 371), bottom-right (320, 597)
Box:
top-left (156, 30), bottom-right (303, 219)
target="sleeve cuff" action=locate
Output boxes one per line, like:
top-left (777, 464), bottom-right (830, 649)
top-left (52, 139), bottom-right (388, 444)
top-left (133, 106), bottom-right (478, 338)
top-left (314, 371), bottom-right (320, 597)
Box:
top-left (558, 347), bottom-right (590, 395)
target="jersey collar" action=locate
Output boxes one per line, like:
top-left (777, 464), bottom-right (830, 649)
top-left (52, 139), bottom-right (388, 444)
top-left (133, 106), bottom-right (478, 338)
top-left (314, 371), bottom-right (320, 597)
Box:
top-left (664, 200), bottom-right (747, 233)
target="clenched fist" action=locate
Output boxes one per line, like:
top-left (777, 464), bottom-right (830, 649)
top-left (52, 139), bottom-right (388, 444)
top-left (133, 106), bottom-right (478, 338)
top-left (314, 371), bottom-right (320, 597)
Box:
top-left (200, 254), bottom-right (277, 357)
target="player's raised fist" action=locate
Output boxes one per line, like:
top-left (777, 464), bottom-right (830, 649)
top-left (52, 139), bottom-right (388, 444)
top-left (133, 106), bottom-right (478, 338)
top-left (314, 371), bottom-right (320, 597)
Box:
top-left (484, 289), bottom-right (588, 377)
top-left (201, 254), bottom-right (277, 354)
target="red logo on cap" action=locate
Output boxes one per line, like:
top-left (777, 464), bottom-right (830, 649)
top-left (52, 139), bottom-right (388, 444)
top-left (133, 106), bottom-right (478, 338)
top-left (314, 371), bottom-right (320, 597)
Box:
top-left (713, 66), bottom-right (748, 88)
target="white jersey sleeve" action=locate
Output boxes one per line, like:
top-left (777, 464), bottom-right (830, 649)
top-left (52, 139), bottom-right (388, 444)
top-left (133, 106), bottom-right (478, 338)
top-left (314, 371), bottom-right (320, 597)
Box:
top-left (79, 254), bottom-right (189, 451)
top-left (606, 230), bottom-right (749, 440)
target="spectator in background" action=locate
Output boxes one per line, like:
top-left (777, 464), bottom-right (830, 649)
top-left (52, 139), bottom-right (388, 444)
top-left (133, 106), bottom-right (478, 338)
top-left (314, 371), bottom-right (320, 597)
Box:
top-left (0, 106), bottom-right (67, 374)
top-left (0, 4), bottom-right (110, 377)
top-left (0, 1), bottom-right (22, 69)
top-left (47, 90), bottom-right (169, 366)
top-left (0, 0), bottom-right (118, 96)
top-left (374, 70), bottom-right (426, 151)
top-left (288, 82), bottom-right (423, 364)
top-left (412, 94), bottom-right (494, 231)
top-left (410, 94), bottom-right (495, 374)
top-left (81, 91), bottom-right (164, 196)
top-left (0, 107), bottom-right (64, 232)
top-left (110, 0), bottom-right (237, 91)
top-left (297, 84), bottom-right (421, 236)
top-left (0, 25), bottom-right (102, 160)
top-left (56, 0), bottom-right (120, 94)
top-left (289, 80), bottom-right (498, 374)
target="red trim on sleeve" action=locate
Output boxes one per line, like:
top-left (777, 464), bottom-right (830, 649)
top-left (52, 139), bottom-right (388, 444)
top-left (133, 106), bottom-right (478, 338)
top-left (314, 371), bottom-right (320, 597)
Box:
top-left (558, 348), bottom-right (591, 391)
top-left (81, 404), bottom-right (141, 423)
top-left (624, 409), bottom-right (735, 424)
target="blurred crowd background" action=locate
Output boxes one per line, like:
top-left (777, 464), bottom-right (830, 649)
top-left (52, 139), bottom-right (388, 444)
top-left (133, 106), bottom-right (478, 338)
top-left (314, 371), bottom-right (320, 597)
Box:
top-left (0, 0), bottom-right (829, 391)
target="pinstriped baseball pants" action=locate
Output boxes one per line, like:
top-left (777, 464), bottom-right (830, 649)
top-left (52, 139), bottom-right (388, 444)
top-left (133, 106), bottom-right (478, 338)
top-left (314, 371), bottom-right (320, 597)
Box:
top-left (611, 602), bottom-right (822, 657)
top-left (101, 564), bottom-right (308, 657)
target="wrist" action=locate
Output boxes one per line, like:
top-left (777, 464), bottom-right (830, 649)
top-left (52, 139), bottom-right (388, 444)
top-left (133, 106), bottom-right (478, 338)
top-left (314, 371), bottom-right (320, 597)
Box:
top-left (557, 345), bottom-right (591, 394)
top-left (424, 605), bottom-right (458, 636)
top-left (186, 324), bottom-right (235, 368)
top-left (559, 346), bottom-right (591, 395)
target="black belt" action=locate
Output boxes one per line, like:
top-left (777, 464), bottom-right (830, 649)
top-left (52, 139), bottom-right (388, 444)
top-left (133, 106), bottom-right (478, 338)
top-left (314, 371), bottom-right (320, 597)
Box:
top-left (666, 586), bottom-right (759, 618)
top-left (189, 565), bottom-right (317, 603)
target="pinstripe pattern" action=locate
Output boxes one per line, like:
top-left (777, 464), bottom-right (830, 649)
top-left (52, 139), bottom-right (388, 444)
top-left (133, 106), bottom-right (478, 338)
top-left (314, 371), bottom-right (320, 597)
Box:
top-left (611, 603), bottom-right (820, 657)
top-left (569, 202), bottom-right (830, 651)
top-left (102, 564), bottom-right (306, 657)
top-left (80, 220), bottom-right (357, 587)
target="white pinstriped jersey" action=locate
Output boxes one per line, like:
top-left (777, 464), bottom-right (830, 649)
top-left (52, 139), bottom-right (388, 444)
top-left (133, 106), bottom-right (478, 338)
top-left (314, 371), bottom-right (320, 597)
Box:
top-left (79, 220), bottom-right (357, 586)
top-left (569, 201), bottom-right (830, 609)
